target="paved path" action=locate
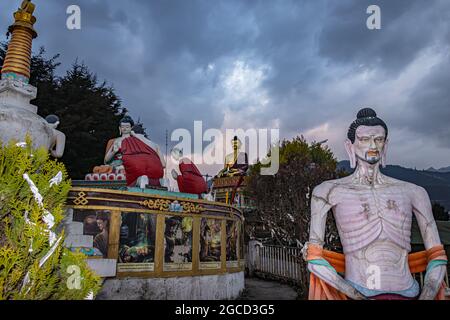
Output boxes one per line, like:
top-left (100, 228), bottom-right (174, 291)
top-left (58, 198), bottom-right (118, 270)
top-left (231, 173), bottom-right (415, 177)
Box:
top-left (240, 277), bottom-right (298, 300)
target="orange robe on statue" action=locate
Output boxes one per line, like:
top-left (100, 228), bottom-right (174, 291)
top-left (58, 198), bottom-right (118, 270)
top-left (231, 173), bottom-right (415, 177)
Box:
top-left (306, 244), bottom-right (448, 300)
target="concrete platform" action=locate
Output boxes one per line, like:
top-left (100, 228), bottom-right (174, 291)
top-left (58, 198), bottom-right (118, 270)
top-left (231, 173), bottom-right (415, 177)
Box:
top-left (87, 259), bottom-right (117, 277)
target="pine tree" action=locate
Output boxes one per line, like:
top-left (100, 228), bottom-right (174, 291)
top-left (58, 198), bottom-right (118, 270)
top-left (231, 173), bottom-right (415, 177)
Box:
top-left (0, 137), bottom-right (100, 299)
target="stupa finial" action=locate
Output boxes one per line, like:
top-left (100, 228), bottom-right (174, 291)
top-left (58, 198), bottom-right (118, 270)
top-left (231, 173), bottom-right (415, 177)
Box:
top-left (1, 0), bottom-right (38, 83)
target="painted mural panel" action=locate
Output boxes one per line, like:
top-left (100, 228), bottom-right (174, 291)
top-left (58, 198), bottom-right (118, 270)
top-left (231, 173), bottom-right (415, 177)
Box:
top-left (199, 218), bottom-right (222, 269)
top-left (163, 215), bottom-right (193, 271)
top-left (226, 220), bottom-right (239, 268)
top-left (117, 213), bottom-right (157, 272)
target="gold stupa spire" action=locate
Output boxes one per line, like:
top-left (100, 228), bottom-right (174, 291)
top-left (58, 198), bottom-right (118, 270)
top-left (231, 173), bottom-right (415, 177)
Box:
top-left (1, 0), bottom-right (38, 83)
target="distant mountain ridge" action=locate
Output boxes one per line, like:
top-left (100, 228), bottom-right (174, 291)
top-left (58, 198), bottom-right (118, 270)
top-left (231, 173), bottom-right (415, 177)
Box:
top-left (337, 161), bottom-right (450, 211)
top-left (427, 166), bottom-right (450, 173)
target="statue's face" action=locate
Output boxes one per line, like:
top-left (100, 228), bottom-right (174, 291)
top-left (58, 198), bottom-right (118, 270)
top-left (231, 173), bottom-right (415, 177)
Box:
top-left (353, 125), bottom-right (386, 165)
top-left (119, 122), bottom-right (132, 135)
top-left (97, 219), bottom-right (107, 231)
top-left (232, 140), bottom-right (241, 150)
top-left (171, 147), bottom-right (183, 161)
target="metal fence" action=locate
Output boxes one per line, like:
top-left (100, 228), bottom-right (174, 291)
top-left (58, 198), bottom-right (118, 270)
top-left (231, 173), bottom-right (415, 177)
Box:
top-left (246, 244), bottom-right (303, 284)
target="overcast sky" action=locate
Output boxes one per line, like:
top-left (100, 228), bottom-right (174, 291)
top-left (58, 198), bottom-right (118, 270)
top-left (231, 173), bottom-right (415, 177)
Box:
top-left (1, 0), bottom-right (450, 173)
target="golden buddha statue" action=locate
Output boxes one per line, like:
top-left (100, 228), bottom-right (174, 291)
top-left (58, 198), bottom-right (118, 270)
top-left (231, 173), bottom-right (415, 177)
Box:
top-left (216, 136), bottom-right (249, 178)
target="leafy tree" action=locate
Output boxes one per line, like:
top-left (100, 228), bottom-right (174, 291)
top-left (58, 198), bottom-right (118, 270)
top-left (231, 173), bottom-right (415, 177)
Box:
top-left (432, 202), bottom-right (449, 221)
top-left (0, 138), bottom-right (100, 299)
top-left (132, 118), bottom-right (148, 138)
top-left (245, 136), bottom-right (341, 298)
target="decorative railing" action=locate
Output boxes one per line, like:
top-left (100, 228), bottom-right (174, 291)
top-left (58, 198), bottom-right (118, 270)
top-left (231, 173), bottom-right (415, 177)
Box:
top-left (246, 244), bottom-right (303, 284)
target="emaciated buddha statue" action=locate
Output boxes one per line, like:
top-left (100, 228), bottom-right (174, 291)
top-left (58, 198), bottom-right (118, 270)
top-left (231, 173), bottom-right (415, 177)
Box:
top-left (304, 108), bottom-right (447, 300)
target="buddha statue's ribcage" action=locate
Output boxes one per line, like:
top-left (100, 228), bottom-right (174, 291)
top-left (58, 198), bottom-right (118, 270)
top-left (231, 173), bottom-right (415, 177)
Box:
top-left (333, 188), bottom-right (413, 254)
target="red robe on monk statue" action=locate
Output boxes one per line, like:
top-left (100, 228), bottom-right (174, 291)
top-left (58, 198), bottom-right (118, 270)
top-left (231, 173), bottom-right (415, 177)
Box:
top-left (176, 160), bottom-right (208, 195)
top-left (121, 136), bottom-right (164, 187)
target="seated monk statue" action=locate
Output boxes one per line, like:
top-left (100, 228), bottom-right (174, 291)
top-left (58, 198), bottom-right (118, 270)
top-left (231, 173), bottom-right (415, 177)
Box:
top-left (303, 108), bottom-right (448, 300)
top-left (171, 148), bottom-right (208, 195)
top-left (216, 136), bottom-right (249, 178)
top-left (103, 116), bottom-right (166, 187)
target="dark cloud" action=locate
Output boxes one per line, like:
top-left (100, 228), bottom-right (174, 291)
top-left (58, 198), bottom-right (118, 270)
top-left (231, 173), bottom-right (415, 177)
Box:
top-left (405, 54), bottom-right (450, 146)
top-left (318, 0), bottom-right (446, 73)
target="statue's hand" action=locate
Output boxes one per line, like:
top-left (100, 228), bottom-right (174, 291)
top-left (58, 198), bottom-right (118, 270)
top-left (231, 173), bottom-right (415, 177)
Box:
top-left (418, 265), bottom-right (446, 300)
top-left (113, 141), bottom-right (120, 153)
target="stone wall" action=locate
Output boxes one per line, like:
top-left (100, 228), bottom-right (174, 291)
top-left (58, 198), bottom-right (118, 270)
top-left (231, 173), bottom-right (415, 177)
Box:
top-left (96, 272), bottom-right (245, 300)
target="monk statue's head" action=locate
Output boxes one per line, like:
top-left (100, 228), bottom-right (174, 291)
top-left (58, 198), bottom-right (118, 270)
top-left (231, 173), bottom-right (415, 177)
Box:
top-left (119, 116), bottom-right (134, 136)
top-left (345, 108), bottom-right (389, 169)
top-left (232, 136), bottom-right (242, 151)
top-left (171, 147), bottom-right (183, 162)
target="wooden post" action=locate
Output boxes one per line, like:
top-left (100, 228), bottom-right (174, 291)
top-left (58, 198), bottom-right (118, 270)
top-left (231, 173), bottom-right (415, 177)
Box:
top-left (221, 219), bottom-right (227, 271)
top-left (192, 216), bottom-right (201, 272)
top-left (154, 214), bottom-right (165, 275)
top-left (107, 210), bottom-right (121, 260)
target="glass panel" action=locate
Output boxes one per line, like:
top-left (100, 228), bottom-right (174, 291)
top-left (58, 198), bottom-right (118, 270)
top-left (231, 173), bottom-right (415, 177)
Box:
top-left (163, 215), bottom-right (193, 271)
top-left (117, 212), bottom-right (157, 272)
top-left (199, 218), bottom-right (222, 269)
